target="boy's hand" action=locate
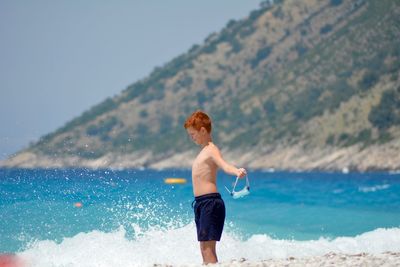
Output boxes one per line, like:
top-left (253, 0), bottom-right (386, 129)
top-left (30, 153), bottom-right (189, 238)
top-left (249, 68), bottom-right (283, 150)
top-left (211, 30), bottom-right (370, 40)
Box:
top-left (237, 168), bottom-right (247, 178)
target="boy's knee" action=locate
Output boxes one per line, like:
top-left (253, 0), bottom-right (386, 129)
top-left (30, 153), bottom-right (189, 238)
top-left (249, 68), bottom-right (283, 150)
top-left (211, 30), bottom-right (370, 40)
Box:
top-left (200, 245), bottom-right (213, 254)
top-left (200, 241), bottom-right (215, 250)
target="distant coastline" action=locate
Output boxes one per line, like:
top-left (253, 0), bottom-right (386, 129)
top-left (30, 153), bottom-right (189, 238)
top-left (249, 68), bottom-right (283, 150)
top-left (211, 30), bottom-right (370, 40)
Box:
top-left (2, 141), bottom-right (400, 172)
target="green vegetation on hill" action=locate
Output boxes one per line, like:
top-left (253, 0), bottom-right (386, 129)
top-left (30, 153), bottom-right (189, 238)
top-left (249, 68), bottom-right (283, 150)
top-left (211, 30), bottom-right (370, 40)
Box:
top-left (369, 86), bottom-right (400, 130)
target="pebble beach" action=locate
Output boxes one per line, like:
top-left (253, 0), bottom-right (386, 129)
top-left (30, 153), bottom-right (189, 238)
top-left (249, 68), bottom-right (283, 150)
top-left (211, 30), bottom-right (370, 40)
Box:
top-left (154, 252), bottom-right (400, 267)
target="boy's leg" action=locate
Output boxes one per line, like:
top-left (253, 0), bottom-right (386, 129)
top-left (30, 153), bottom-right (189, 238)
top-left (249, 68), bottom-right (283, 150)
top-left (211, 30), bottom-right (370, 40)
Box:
top-left (200, 241), bottom-right (218, 264)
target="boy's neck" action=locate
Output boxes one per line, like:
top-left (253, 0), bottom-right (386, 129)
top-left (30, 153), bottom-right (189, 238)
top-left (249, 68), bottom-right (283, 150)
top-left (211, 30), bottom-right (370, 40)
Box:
top-left (200, 136), bottom-right (212, 148)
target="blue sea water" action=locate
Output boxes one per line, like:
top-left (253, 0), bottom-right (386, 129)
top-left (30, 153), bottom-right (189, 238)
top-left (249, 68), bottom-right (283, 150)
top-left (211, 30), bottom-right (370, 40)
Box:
top-left (1, 168), bottom-right (400, 266)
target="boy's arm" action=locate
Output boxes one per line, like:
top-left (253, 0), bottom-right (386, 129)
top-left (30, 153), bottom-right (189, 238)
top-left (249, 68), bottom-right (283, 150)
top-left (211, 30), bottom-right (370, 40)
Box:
top-left (210, 145), bottom-right (247, 178)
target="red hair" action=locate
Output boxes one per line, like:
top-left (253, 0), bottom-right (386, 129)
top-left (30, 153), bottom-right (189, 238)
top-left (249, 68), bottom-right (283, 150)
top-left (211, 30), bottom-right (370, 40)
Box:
top-left (184, 110), bottom-right (212, 133)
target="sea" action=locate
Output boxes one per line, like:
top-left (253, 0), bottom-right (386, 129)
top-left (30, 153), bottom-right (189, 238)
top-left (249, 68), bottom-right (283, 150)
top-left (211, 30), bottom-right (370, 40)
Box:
top-left (1, 168), bottom-right (400, 266)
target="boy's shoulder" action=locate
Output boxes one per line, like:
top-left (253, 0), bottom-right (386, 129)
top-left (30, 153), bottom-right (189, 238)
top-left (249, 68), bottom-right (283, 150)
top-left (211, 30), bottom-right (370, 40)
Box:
top-left (206, 142), bottom-right (221, 155)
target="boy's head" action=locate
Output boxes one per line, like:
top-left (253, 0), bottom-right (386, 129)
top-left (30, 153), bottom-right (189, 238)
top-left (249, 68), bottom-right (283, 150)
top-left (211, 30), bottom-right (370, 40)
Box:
top-left (184, 110), bottom-right (212, 133)
top-left (184, 111), bottom-right (212, 145)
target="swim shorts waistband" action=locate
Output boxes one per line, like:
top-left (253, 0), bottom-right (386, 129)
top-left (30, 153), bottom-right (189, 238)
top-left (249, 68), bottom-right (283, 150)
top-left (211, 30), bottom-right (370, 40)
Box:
top-left (194, 192), bottom-right (221, 202)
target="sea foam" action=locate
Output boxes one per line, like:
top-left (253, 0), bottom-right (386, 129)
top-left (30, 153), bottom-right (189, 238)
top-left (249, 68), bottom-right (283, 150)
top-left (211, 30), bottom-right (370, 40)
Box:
top-left (358, 184), bottom-right (390, 193)
top-left (18, 224), bottom-right (400, 267)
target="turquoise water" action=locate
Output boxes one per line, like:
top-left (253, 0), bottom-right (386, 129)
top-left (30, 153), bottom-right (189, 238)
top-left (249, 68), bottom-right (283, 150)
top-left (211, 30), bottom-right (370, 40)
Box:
top-left (1, 168), bottom-right (400, 265)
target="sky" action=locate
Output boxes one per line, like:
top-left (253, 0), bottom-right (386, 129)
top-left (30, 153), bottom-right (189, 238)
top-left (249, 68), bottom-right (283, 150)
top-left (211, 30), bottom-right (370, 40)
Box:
top-left (0, 0), bottom-right (262, 160)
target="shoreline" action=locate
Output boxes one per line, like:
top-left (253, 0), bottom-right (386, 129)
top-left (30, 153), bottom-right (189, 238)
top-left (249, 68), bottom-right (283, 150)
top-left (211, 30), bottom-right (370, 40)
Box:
top-left (0, 164), bottom-right (399, 174)
top-left (8, 252), bottom-right (400, 267)
top-left (2, 145), bottom-right (400, 172)
top-left (153, 252), bottom-right (400, 267)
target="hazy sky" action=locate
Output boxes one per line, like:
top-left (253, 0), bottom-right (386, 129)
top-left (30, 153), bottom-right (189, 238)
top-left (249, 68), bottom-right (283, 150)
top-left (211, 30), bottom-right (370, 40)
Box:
top-left (0, 0), bottom-right (261, 160)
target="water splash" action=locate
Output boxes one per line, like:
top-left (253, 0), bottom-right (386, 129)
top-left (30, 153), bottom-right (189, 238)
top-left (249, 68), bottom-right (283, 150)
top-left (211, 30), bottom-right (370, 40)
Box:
top-left (18, 226), bottom-right (400, 267)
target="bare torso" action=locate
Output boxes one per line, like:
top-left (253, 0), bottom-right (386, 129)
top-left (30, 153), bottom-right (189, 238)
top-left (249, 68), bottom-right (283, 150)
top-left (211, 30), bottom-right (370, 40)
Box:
top-left (192, 143), bottom-right (219, 197)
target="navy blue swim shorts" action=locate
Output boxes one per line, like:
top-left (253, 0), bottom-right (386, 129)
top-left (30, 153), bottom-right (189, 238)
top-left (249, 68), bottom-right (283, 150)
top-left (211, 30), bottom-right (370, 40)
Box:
top-left (193, 192), bottom-right (226, 241)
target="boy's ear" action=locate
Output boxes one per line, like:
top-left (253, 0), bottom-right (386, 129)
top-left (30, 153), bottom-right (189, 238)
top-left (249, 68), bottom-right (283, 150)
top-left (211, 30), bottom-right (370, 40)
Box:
top-left (200, 127), bottom-right (207, 134)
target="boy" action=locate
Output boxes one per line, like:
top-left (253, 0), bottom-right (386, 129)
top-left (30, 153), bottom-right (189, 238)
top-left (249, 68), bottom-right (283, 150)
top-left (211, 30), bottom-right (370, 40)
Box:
top-left (184, 110), bottom-right (247, 264)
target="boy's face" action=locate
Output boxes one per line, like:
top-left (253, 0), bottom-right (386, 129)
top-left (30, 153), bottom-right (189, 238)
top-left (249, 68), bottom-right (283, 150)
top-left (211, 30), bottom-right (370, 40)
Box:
top-left (186, 127), bottom-right (206, 145)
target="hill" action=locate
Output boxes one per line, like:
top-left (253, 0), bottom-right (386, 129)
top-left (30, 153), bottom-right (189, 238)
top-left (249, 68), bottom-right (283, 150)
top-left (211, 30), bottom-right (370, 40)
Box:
top-left (3, 0), bottom-right (400, 171)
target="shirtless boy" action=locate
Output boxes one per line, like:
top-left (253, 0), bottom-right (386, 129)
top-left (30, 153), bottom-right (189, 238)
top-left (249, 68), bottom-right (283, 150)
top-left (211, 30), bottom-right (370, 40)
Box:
top-left (184, 110), bottom-right (247, 264)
